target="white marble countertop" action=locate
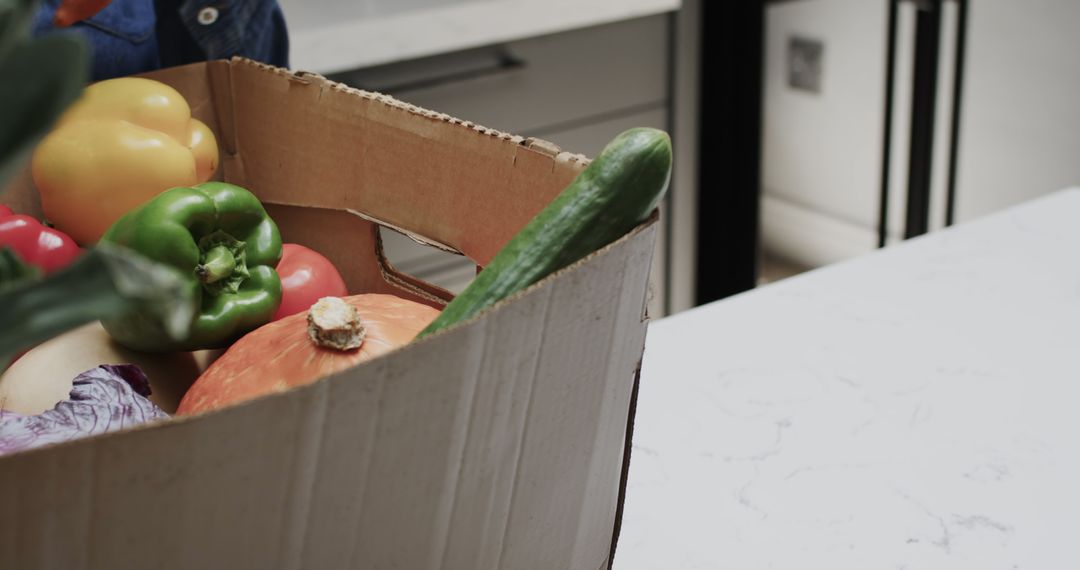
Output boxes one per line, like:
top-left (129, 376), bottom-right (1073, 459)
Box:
top-left (280, 0), bottom-right (680, 74)
top-left (617, 189), bottom-right (1080, 569)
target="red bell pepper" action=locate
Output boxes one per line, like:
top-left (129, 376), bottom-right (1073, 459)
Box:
top-left (0, 205), bottom-right (81, 273)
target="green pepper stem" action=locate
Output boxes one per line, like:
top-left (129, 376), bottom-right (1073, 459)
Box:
top-left (196, 245), bottom-right (235, 284)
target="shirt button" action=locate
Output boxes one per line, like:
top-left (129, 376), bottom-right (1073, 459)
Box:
top-left (197, 7), bottom-right (219, 26)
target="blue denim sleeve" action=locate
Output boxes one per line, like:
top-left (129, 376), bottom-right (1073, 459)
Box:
top-left (31, 0), bottom-right (289, 82)
top-left (177, 0), bottom-right (289, 68)
top-left (32, 0), bottom-right (161, 81)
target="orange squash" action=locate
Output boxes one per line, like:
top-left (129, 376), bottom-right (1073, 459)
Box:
top-left (177, 294), bottom-right (440, 415)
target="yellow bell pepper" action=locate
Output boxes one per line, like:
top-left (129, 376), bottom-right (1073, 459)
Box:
top-left (31, 77), bottom-right (219, 245)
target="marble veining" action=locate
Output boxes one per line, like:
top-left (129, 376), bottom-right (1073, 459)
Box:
top-left (616, 189), bottom-right (1080, 569)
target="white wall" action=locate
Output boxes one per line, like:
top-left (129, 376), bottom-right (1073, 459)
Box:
top-left (955, 0), bottom-right (1080, 220)
top-left (761, 0), bottom-right (888, 267)
top-left (763, 0), bottom-right (1080, 268)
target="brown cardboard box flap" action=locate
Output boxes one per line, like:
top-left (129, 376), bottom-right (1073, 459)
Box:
top-left (211, 58), bottom-right (585, 266)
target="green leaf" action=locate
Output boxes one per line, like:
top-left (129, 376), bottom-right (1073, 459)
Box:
top-left (0, 244), bottom-right (196, 370)
top-left (0, 32), bottom-right (89, 188)
top-left (0, 0), bottom-right (38, 61)
top-left (0, 246), bottom-right (40, 291)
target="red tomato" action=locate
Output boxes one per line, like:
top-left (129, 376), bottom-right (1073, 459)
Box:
top-left (0, 205), bottom-right (81, 273)
top-left (272, 243), bottom-right (349, 321)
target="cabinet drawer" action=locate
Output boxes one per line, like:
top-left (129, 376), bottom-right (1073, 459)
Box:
top-left (328, 14), bottom-right (669, 135)
top-left (534, 107), bottom-right (668, 156)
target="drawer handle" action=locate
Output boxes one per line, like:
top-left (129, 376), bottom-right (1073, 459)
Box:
top-left (354, 50), bottom-right (526, 94)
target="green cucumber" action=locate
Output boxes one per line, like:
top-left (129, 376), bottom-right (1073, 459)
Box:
top-left (417, 127), bottom-right (672, 338)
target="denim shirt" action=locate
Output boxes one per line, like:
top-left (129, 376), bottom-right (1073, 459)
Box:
top-left (32, 0), bottom-right (289, 81)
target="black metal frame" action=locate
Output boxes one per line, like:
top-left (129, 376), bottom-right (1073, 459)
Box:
top-left (879, 0), bottom-right (900, 247)
top-left (662, 12), bottom-right (679, 316)
top-left (882, 0), bottom-right (970, 241)
top-left (903, 0), bottom-right (943, 238)
top-left (944, 0), bottom-right (969, 226)
top-left (694, 1), bottom-right (764, 305)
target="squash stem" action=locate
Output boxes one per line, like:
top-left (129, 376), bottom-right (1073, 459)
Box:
top-left (307, 297), bottom-right (365, 351)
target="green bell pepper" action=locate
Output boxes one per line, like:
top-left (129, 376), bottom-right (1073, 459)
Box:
top-left (99, 182), bottom-right (282, 351)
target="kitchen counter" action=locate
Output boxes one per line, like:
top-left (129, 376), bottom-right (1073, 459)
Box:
top-left (279, 0), bottom-right (680, 74)
top-left (616, 189), bottom-right (1080, 569)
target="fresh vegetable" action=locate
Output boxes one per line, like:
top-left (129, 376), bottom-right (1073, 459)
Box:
top-left (0, 364), bottom-right (168, 456)
top-left (0, 4), bottom-right (189, 374)
top-left (417, 127), bottom-right (672, 339)
top-left (53, 0), bottom-right (114, 27)
top-left (0, 242), bottom-right (195, 370)
top-left (177, 294), bottom-right (439, 414)
top-left (99, 182), bottom-right (283, 352)
top-left (31, 76), bottom-right (220, 244)
top-left (0, 204), bottom-right (80, 273)
top-left (0, 246), bottom-right (38, 364)
top-left (273, 243), bottom-right (349, 321)
top-left (0, 322), bottom-right (205, 414)
top-left (0, 246), bottom-right (38, 291)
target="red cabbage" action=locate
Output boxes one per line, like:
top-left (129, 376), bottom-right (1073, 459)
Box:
top-left (0, 364), bottom-right (168, 456)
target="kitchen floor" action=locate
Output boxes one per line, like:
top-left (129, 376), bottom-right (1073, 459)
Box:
top-left (758, 253), bottom-right (811, 285)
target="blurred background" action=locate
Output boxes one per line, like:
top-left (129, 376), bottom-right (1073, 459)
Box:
top-left (277, 0), bottom-right (1080, 317)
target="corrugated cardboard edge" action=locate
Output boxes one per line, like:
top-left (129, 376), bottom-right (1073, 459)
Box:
top-left (409, 209), bottom-right (661, 345)
top-left (608, 361), bottom-right (643, 569)
top-left (250, 56), bottom-right (594, 170)
top-left (372, 223), bottom-right (456, 306)
top-left (294, 63), bottom-right (592, 168)
top-left (232, 58), bottom-right (593, 252)
top-left (350, 208), bottom-right (463, 255)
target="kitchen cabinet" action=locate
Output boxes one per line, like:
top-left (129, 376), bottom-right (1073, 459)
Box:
top-left (278, 0), bottom-right (680, 73)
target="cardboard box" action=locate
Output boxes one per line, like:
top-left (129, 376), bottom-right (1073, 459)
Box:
top-left (0, 58), bottom-right (657, 569)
